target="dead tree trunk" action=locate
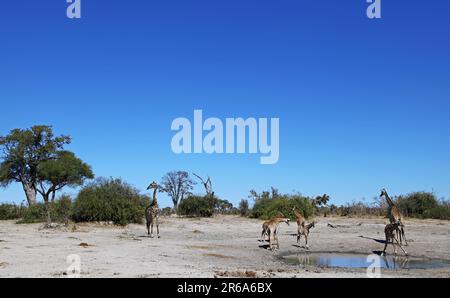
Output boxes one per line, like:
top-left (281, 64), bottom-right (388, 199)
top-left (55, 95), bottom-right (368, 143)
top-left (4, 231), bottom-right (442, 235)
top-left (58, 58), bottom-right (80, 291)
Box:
top-left (193, 173), bottom-right (213, 197)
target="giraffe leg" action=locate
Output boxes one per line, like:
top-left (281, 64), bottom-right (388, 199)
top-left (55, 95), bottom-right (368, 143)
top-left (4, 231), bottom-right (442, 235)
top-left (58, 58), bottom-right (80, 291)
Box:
top-left (393, 234), bottom-right (408, 255)
top-left (156, 215), bottom-right (160, 238)
top-left (382, 233), bottom-right (389, 256)
top-left (305, 234), bottom-right (309, 249)
top-left (401, 227), bottom-right (408, 246)
top-left (396, 229), bottom-right (401, 246)
top-left (392, 233), bottom-right (398, 255)
top-left (269, 231), bottom-right (273, 250)
top-left (150, 221), bottom-right (154, 238)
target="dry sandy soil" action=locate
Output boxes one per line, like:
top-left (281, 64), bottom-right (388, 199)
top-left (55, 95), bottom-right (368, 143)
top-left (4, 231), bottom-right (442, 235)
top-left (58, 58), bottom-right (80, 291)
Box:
top-left (0, 216), bottom-right (449, 278)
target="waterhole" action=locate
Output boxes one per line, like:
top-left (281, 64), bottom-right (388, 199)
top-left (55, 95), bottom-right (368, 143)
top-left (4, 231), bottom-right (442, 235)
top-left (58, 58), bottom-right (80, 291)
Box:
top-left (281, 253), bottom-right (450, 270)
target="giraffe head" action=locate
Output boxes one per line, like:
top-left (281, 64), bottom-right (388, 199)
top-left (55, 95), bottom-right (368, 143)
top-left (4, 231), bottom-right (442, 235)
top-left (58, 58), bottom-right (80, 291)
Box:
top-left (280, 218), bottom-right (290, 226)
top-left (147, 181), bottom-right (159, 190)
top-left (380, 188), bottom-right (388, 198)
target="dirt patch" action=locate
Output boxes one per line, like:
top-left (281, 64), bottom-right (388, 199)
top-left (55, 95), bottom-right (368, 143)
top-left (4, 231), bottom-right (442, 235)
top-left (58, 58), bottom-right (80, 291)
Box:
top-left (203, 253), bottom-right (235, 259)
top-left (79, 242), bottom-right (92, 248)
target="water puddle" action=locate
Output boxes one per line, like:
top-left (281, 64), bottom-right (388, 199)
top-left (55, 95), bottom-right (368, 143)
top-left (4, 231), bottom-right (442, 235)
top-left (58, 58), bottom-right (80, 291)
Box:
top-left (281, 253), bottom-right (450, 270)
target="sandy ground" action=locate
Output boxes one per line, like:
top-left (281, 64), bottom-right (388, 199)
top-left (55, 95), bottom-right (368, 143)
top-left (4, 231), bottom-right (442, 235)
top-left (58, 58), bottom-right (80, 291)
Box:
top-left (0, 215), bottom-right (449, 278)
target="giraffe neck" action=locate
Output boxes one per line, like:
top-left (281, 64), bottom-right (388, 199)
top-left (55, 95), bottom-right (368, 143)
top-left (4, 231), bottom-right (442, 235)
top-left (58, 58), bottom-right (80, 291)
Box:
top-left (385, 193), bottom-right (395, 208)
top-left (275, 218), bottom-right (287, 225)
top-left (151, 188), bottom-right (158, 207)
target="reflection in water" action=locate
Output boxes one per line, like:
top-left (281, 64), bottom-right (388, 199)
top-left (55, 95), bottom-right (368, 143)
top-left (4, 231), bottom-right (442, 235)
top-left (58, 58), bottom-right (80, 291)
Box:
top-left (284, 253), bottom-right (449, 270)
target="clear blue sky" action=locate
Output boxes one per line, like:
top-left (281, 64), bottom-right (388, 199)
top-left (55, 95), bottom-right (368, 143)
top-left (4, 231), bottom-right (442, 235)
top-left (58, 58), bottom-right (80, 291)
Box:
top-left (1, 0), bottom-right (449, 207)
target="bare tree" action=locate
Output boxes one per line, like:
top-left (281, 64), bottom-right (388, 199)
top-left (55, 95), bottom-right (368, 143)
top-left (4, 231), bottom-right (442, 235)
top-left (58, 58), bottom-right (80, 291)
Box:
top-left (160, 171), bottom-right (195, 209)
top-left (193, 173), bottom-right (214, 197)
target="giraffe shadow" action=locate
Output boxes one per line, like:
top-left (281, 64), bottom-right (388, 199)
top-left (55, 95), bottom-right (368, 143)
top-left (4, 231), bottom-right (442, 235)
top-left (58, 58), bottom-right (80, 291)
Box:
top-left (372, 250), bottom-right (385, 256)
top-left (358, 235), bottom-right (387, 244)
top-left (258, 244), bottom-right (271, 250)
top-left (292, 244), bottom-right (310, 250)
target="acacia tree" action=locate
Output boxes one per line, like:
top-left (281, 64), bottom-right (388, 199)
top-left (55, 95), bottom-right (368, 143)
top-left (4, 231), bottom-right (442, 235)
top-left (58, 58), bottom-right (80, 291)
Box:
top-left (37, 150), bottom-right (94, 223)
top-left (0, 126), bottom-right (71, 205)
top-left (160, 171), bottom-right (195, 210)
top-left (313, 194), bottom-right (330, 214)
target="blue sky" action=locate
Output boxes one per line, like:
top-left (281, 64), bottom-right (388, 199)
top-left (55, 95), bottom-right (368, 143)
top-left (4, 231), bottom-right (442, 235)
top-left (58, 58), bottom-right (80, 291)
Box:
top-left (1, 0), bottom-right (449, 207)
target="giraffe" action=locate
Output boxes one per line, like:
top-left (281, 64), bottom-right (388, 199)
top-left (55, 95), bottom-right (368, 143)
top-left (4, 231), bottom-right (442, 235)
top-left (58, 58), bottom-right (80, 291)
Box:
top-left (292, 207), bottom-right (306, 229)
top-left (266, 217), bottom-right (290, 251)
top-left (382, 222), bottom-right (408, 256)
top-left (145, 181), bottom-right (160, 238)
top-left (297, 221), bottom-right (316, 249)
top-left (260, 213), bottom-right (285, 242)
top-left (380, 189), bottom-right (407, 246)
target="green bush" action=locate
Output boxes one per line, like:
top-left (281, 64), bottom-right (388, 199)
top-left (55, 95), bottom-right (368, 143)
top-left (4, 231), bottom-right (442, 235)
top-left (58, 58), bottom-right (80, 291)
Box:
top-left (396, 192), bottom-right (439, 218)
top-left (72, 178), bottom-right (150, 225)
top-left (177, 195), bottom-right (218, 217)
top-left (0, 203), bottom-right (26, 220)
top-left (161, 207), bottom-right (174, 216)
top-left (250, 192), bottom-right (315, 220)
top-left (50, 195), bottom-right (73, 223)
top-left (2, 198), bottom-right (74, 224)
top-left (16, 203), bottom-right (47, 224)
top-left (423, 206), bottom-right (450, 220)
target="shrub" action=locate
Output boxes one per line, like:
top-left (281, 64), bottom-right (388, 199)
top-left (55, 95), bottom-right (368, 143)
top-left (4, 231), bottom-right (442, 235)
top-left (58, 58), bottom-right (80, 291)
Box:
top-left (215, 199), bottom-right (234, 214)
top-left (177, 195), bottom-right (218, 217)
top-left (72, 178), bottom-right (150, 225)
top-left (249, 191), bottom-right (315, 220)
top-left (423, 205), bottom-right (450, 220)
top-left (16, 203), bottom-right (47, 224)
top-left (335, 201), bottom-right (383, 217)
top-left (160, 207), bottom-right (174, 216)
top-left (50, 195), bottom-right (73, 224)
top-left (238, 199), bottom-right (249, 217)
top-left (4, 198), bottom-right (74, 224)
top-left (396, 192), bottom-right (439, 218)
top-left (0, 203), bottom-right (26, 220)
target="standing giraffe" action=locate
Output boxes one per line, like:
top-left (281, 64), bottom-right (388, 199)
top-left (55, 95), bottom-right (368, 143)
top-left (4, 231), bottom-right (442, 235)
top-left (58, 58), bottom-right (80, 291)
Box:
top-left (146, 181), bottom-right (160, 238)
top-left (380, 189), bottom-right (407, 246)
top-left (297, 221), bottom-right (316, 249)
top-left (266, 217), bottom-right (290, 251)
top-left (260, 213), bottom-right (285, 242)
top-left (292, 207), bottom-right (306, 229)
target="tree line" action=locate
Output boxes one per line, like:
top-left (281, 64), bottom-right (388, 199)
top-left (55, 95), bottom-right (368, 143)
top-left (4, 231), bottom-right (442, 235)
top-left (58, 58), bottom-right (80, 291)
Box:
top-left (1, 125), bottom-right (449, 224)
